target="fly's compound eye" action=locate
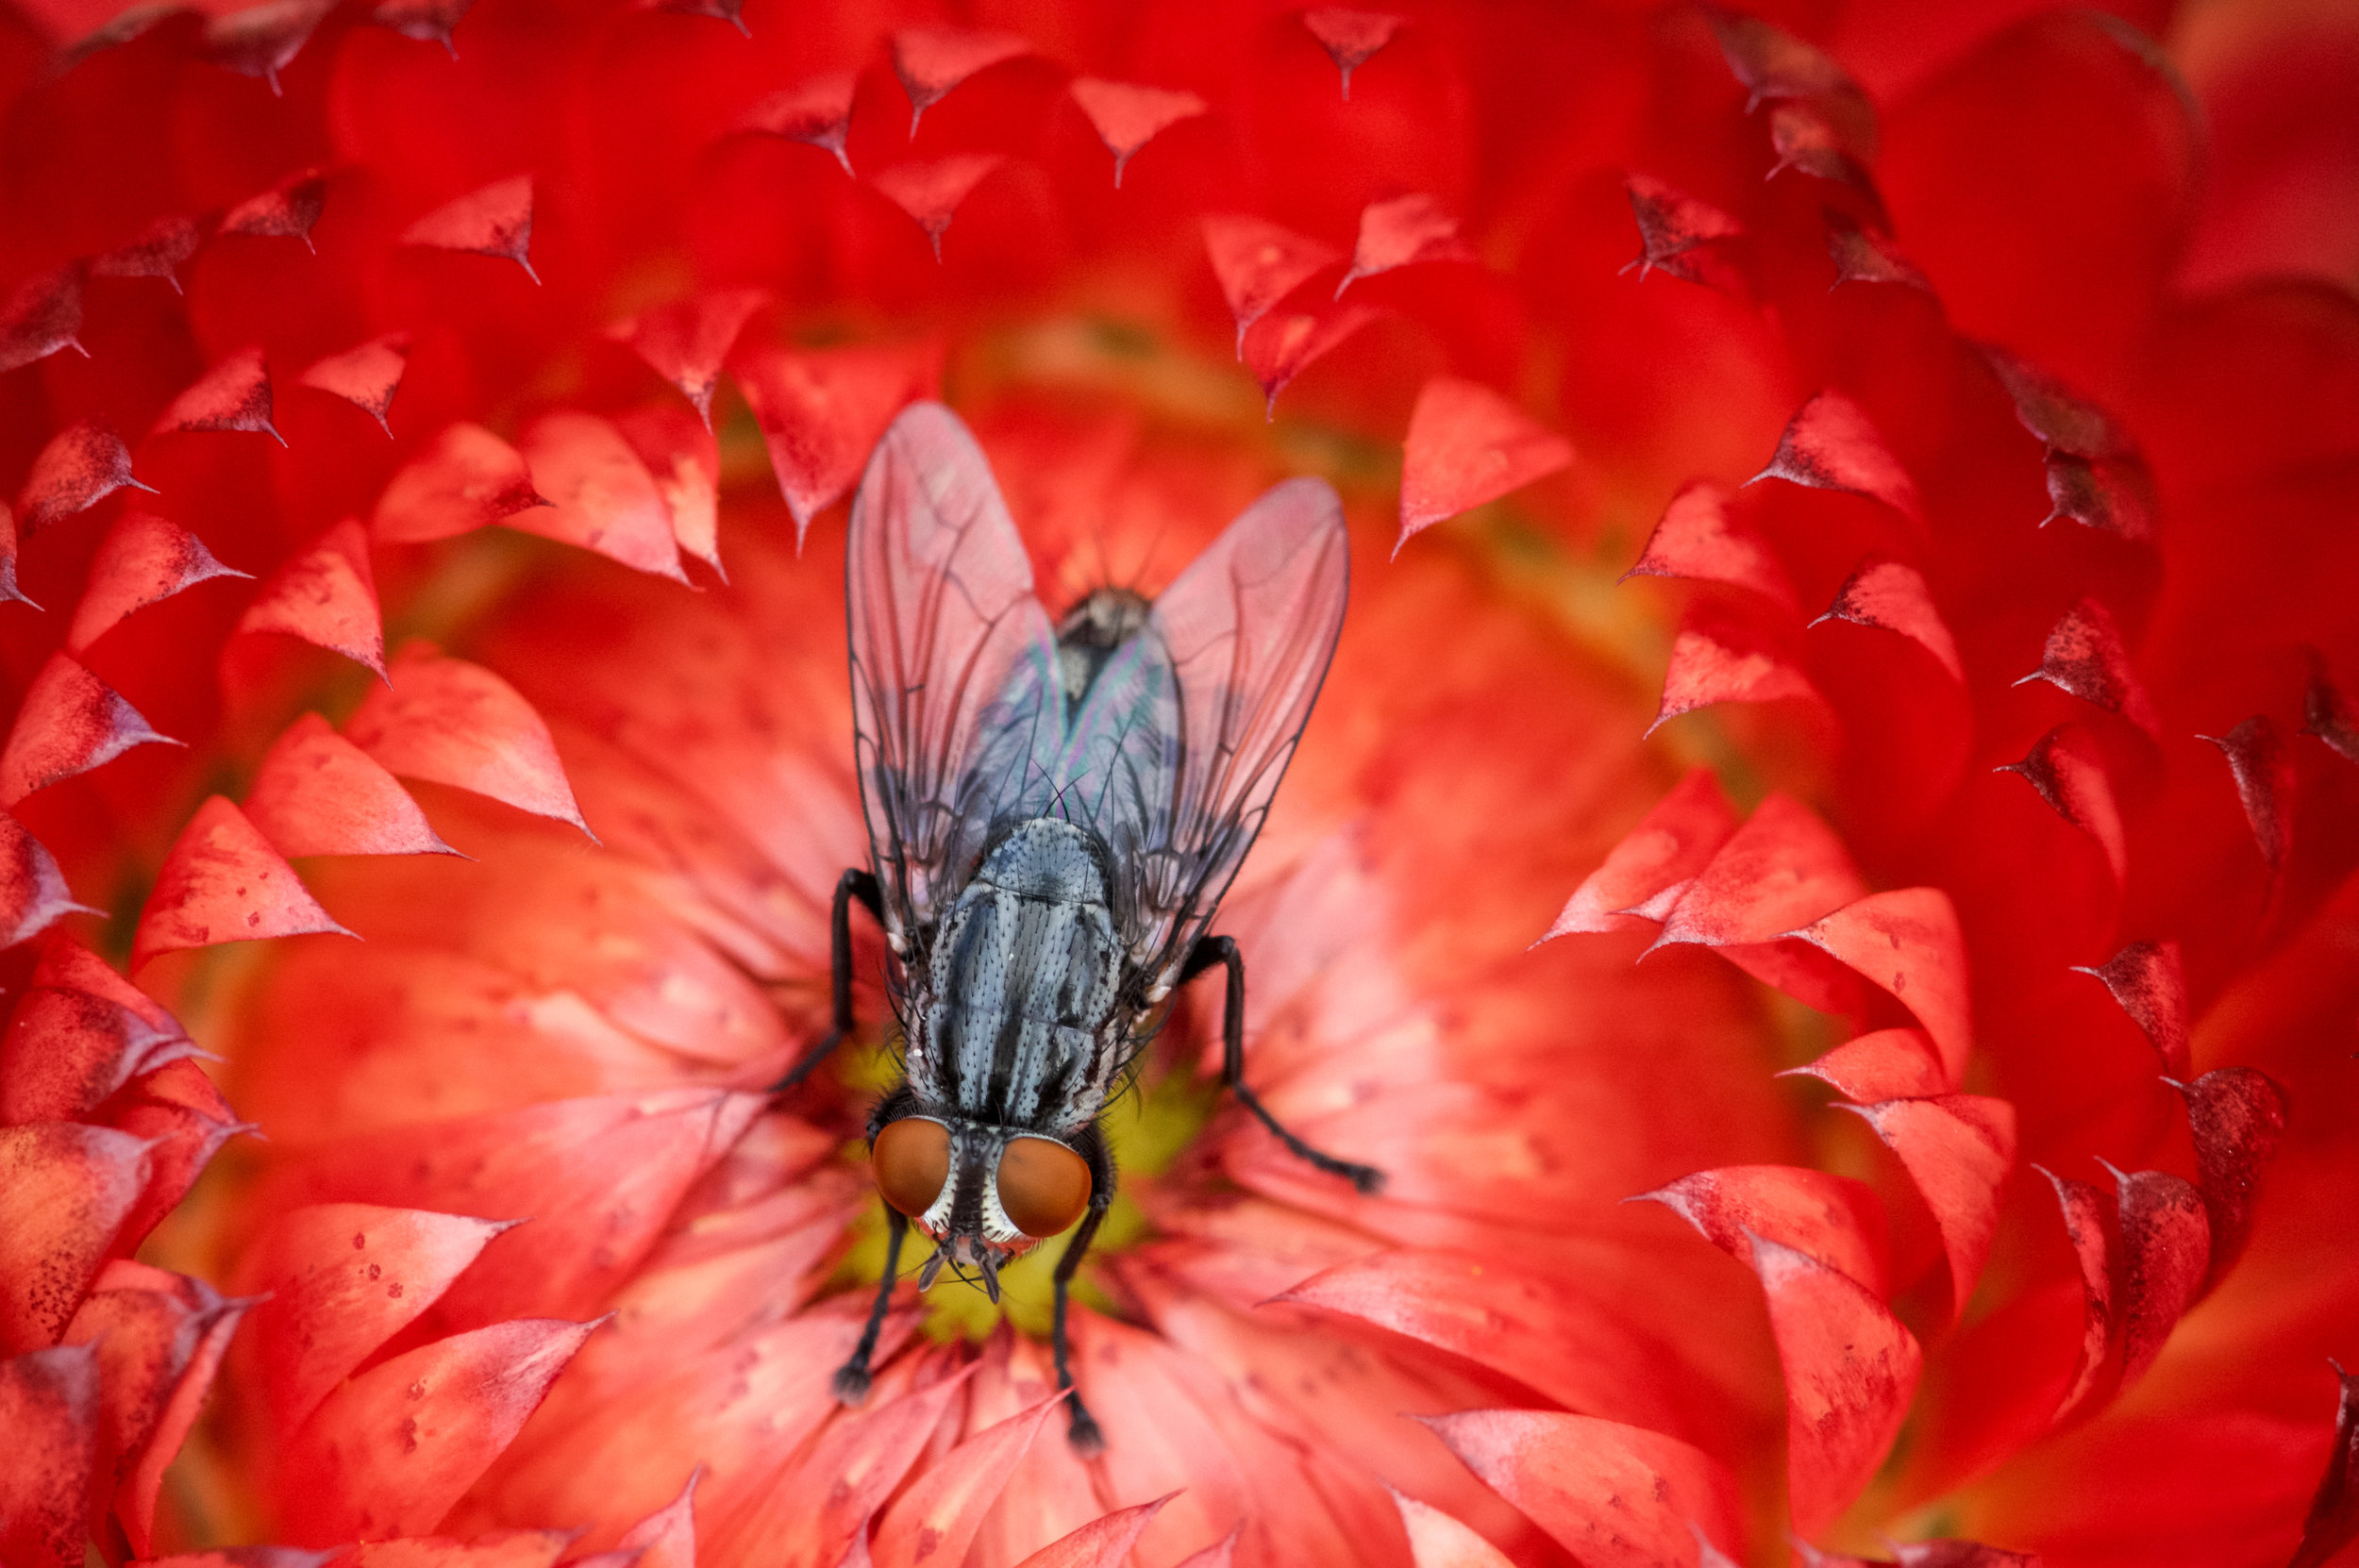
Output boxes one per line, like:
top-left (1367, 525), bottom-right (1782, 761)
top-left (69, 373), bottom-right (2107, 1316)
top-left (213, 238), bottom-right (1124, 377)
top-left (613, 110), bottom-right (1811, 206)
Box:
top-left (995, 1136), bottom-right (1092, 1239)
top-left (873, 1118), bottom-right (951, 1219)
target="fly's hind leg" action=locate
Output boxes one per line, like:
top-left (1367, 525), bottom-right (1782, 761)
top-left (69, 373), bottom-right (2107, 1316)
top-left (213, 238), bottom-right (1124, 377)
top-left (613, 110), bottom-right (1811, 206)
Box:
top-left (773, 868), bottom-right (884, 1093)
top-left (831, 1202), bottom-right (906, 1405)
top-left (1051, 1128), bottom-right (1115, 1455)
top-left (1181, 935), bottom-right (1383, 1194)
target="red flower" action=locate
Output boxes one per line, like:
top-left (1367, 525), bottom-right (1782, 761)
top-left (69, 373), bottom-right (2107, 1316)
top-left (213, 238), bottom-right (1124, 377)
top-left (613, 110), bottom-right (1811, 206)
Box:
top-left (2, 1), bottom-right (2356, 1565)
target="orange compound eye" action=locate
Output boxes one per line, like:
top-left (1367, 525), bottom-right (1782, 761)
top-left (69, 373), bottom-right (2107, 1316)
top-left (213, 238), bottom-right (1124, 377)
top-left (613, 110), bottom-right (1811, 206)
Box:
top-left (873, 1118), bottom-right (951, 1220)
top-left (995, 1136), bottom-right (1091, 1239)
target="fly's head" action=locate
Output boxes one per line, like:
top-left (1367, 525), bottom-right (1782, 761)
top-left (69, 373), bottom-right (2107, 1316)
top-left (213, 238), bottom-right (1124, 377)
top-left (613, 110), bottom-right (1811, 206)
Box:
top-left (868, 1113), bottom-right (1094, 1303)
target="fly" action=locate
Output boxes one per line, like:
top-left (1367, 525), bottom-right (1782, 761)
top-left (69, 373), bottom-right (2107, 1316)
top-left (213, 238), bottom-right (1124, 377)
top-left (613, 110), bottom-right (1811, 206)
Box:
top-left (775, 402), bottom-right (1380, 1453)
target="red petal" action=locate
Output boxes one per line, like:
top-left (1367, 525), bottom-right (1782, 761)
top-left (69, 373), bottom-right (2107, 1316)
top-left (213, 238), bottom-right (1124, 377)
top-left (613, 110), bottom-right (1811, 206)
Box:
top-left (2014, 598), bottom-right (2160, 739)
top-left (298, 334), bottom-right (412, 437)
top-left (2302, 651), bottom-right (2359, 764)
top-left (1397, 376), bottom-right (1573, 552)
top-left (1815, 558), bottom-right (1964, 684)
top-left (2202, 714), bottom-right (2296, 880)
top-left (2072, 940), bottom-right (2190, 1076)
top-left (611, 1472), bottom-right (699, 1568)
top-left (1748, 1234), bottom-right (1922, 1537)
top-left (1623, 174), bottom-right (1747, 290)
top-left (346, 643), bottom-right (589, 833)
top-left (1704, 8), bottom-right (1860, 107)
top-left (2036, 1165), bottom-right (2116, 1422)
top-left (1750, 390), bottom-right (1921, 523)
top-left (1623, 481), bottom-right (1798, 608)
top-left (131, 796), bottom-right (354, 968)
top-left (203, 0), bottom-right (333, 91)
top-left (0, 812), bottom-right (83, 948)
top-left (1648, 598), bottom-right (1818, 736)
top-left (1826, 214), bottom-right (1930, 291)
top-left (870, 154), bottom-right (1005, 260)
top-left (1339, 192), bottom-right (1473, 295)
top-left (2173, 1066), bottom-right (2287, 1282)
top-left (400, 176), bottom-right (539, 283)
top-left (1301, 8), bottom-right (1403, 99)
top-left (1391, 1491), bottom-right (1514, 1568)
top-left (235, 518), bottom-right (385, 676)
top-left (277, 1316), bottom-right (599, 1544)
top-left (0, 265), bottom-right (84, 375)
top-left (1783, 1027), bottom-right (1948, 1103)
top-left (1171, 1533), bottom-right (1237, 1568)
top-left (0, 654), bottom-right (179, 807)
top-left (1981, 344), bottom-right (2132, 459)
top-left (66, 511), bottom-right (249, 655)
top-left (1199, 214), bottom-right (1343, 355)
top-left (1538, 766), bottom-right (1736, 939)
top-left (1657, 793), bottom-right (1866, 949)
top-left (2109, 1165), bottom-right (2208, 1392)
top-left (139, 1552), bottom-right (335, 1568)
top-left (0, 985), bottom-right (194, 1123)
top-left (869, 1393), bottom-right (1062, 1568)
top-left (17, 421), bottom-right (151, 536)
top-left (607, 291), bottom-right (768, 425)
top-left (514, 412), bottom-right (688, 580)
top-left (1997, 723), bottom-right (2127, 887)
top-left (1068, 79), bottom-right (1206, 188)
top-left (31, 936), bottom-right (172, 1030)
top-left (373, 424), bottom-right (548, 545)
top-left (0, 1124), bottom-right (150, 1352)
top-left (1418, 1409), bottom-right (1740, 1568)
top-left (725, 1373), bottom-right (969, 1568)
top-left (221, 169), bottom-right (328, 247)
top-left (2289, 1364), bottom-right (2359, 1568)
top-left (611, 409), bottom-right (722, 578)
top-left (1011, 1494), bottom-right (1175, 1568)
top-left (346, 1535), bottom-right (572, 1568)
top-left (1846, 1094), bottom-right (2016, 1319)
top-left (2041, 451), bottom-right (2158, 542)
top-left (366, 0), bottom-right (474, 49)
top-left (244, 713), bottom-right (457, 859)
top-left (736, 74), bottom-right (858, 174)
top-left (729, 343), bottom-right (932, 542)
top-left (0, 1343), bottom-right (99, 1568)
top-left (151, 346), bottom-right (281, 442)
top-left (2, 504), bottom-right (30, 609)
top-left (1892, 1542), bottom-right (2039, 1567)
top-left (104, 1061), bottom-right (247, 1257)
top-left (1241, 299), bottom-right (1381, 414)
top-left (1790, 889), bottom-right (1974, 1088)
top-left (1636, 1164), bottom-right (1889, 1297)
top-left (890, 25), bottom-right (1029, 133)
top-left (244, 1203), bottom-right (513, 1429)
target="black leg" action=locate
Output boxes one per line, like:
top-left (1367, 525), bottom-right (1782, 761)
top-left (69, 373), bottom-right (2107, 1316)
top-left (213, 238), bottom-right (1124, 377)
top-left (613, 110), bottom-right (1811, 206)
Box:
top-left (1051, 1131), bottom-right (1114, 1455)
top-left (773, 868), bottom-right (883, 1093)
top-left (831, 1201), bottom-right (907, 1405)
top-left (1180, 936), bottom-right (1383, 1194)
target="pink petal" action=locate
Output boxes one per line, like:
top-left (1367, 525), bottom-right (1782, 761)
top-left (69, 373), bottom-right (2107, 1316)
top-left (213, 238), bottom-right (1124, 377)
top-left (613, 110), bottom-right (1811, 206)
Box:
top-left (729, 342), bottom-right (933, 542)
top-left (1656, 792), bottom-right (1867, 950)
top-left (1789, 888), bottom-right (1974, 1089)
top-left (1635, 1164), bottom-right (1889, 1296)
top-left (2302, 650), bottom-right (2359, 763)
top-left (17, 421), bottom-right (151, 536)
top-left (1171, 1533), bottom-right (1238, 1568)
top-left (1648, 598), bottom-right (1818, 735)
top-left (2202, 714), bottom-right (2296, 881)
top-left (66, 511), bottom-right (249, 655)
top-left (244, 712), bottom-right (457, 859)
top-left (2072, 939), bottom-right (2190, 1076)
top-left (890, 25), bottom-right (1030, 134)
top-left (737, 74), bottom-right (858, 174)
top-left (276, 1316), bottom-right (600, 1544)
top-left (0, 1124), bottom-right (150, 1352)
top-left (0, 654), bottom-right (180, 807)
top-left (1068, 78), bottom-right (1206, 188)
top-left (203, 0), bottom-right (334, 92)
top-left (151, 345), bottom-right (281, 442)
top-left (612, 1468), bottom-right (700, 1568)
top-left (221, 168), bottom-right (328, 248)
top-left (1538, 766), bottom-right (1736, 939)
top-left (726, 1372), bottom-right (971, 1568)
top-left (515, 411), bottom-right (689, 580)
top-left (1997, 723), bottom-right (2126, 887)
top-left (2037, 1164), bottom-right (2116, 1422)
top-left (0, 1343), bottom-right (99, 1568)
top-left (0, 985), bottom-right (196, 1123)
top-left (1844, 1094), bottom-right (2016, 1320)
top-left (870, 154), bottom-right (1005, 260)
top-left (244, 1203), bottom-right (513, 1429)
top-left (1749, 389), bottom-right (1921, 523)
top-left (869, 1394), bottom-right (1063, 1568)
top-left (2109, 1165), bottom-right (2209, 1393)
top-left (607, 291), bottom-right (768, 425)
top-left (235, 518), bottom-right (386, 676)
top-left (1199, 213), bottom-right (1343, 355)
top-left (1782, 1027), bottom-right (1948, 1103)
top-left (1390, 1491), bottom-right (1514, 1568)
top-left (1419, 1409), bottom-right (1740, 1568)
top-left (1623, 174), bottom-right (1746, 289)
top-left (346, 643), bottom-right (589, 834)
top-left (299, 333), bottom-right (412, 437)
top-left (2013, 597), bottom-right (2160, 739)
top-left (373, 424), bottom-right (548, 545)
top-left (1338, 192), bottom-right (1473, 296)
top-left (1242, 299), bottom-right (1382, 415)
top-left (400, 175), bottom-right (538, 283)
top-left (611, 409), bottom-right (722, 577)
top-left (1397, 375), bottom-right (1573, 552)
top-left (1814, 558), bottom-right (1964, 683)
top-left (1302, 8), bottom-right (1403, 99)
top-left (1011, 1494), bottom-right (1176, 1568)
top-left (1623, 480), bottom-right (1798, 608)
top-left (0, 265), bottom-right (84, 374)
top-left (0, 811), bottom-right (83, 948)
top-left (131, 796), bottom-right (355, 968)
top-left (2173, 1066), bottom-right (2287, 1284)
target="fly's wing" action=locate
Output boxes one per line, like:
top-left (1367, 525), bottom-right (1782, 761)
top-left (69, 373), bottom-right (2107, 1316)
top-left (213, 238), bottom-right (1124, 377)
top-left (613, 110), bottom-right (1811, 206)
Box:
top-left (847, 403), bottom-right (1063, 948)
top-left (1056, 475), bottom-right (1348, 985)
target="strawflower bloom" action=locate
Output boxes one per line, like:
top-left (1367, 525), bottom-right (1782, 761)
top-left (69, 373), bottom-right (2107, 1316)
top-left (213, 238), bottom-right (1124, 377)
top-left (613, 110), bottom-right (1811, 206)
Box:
top-left (2, 0), bottom-right (2357, 1564)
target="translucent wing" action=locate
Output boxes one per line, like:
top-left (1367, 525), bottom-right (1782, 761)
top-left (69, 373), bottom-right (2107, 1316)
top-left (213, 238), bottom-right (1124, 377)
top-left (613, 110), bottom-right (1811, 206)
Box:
top-left (1056, 476), bottom-right (1348, 985)
top-left (847, 403), bottom-right (1063, 949)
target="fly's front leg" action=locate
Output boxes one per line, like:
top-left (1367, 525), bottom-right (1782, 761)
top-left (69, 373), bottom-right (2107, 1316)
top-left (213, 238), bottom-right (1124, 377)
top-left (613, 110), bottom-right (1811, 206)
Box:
top-left (831, 1201), bottom-right (906, 1405)
top-left (773, 868), bottom-right (884, 1093)
top-left (1051, 1129), bottom-right (1115, 1456)
top-left (1182, 935), bottom-right (1383, 1194)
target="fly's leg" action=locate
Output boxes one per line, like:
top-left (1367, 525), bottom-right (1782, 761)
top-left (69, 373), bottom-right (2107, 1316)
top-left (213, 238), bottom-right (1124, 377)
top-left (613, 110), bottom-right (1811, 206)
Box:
top-left (1181, 935), bottom-right (1384, 1194)
top-left (772, 868), bottom-right (884, 1093)
top-left (1051, 1130), bottom-right (1115, 1455)
top-left (831, 1202), bottom-right (907, 1405)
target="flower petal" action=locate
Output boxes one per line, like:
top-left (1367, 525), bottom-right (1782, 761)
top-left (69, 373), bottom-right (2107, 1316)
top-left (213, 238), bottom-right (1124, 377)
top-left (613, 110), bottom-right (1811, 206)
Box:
top-left (611, 409), bottom-right (724, 578)
top-left (0, 811), bottom-right (83, 948)
top-left (2014, 598), bottom-right (2160, 740)
top-left (1241, 298), bottom-right (1382, 414)
top-left (870, 154), bottom-right (1006, 260)
top-left (1815, 558), bottom-right (1964, 685)
top-left (1301, 8), bottom-right (1403, 99)
top-left (2301, 651), bottom-right (2359, 764)
top-left (2108, 1165), bottom-right (2208, 1393)
top-left (1623, 481), bottom-right (1798, 609)
top-left (1623, 174), bottom-right (1746, 291)
top-left (234, 518), bottom-right (386, 676)
top-left (1539, 766), bottom-right (1737, 939)
top-left (730, 342), bottom-right (935, 543)
top-left (1199, 214), bottom-right (1343, 355)
top-left (66, 511), bottom-right (250, 656)
top-left (17, 421), bottom-right (150, 537)
top-left (612, 1468), bottom-right (700, 1568)
top-left (151, 346), bottom-right (280, 442)
top-left (1635, 1165), bottom-right (1889, 1297)
top-left (1338, 192), bottom-right (1472, 296)
top-left (0, 1124), bottom-right (150, 1353)
top-left (244, 713), bottom-right (460, 859)
top-left (2289, 1364), bottom-right (2359, 1568)
top-left (1011, 1493), bottom-right (1175, 1568)
top-left (347, 1534), bottom-right (573, 1568)
top-left (0, 985), bottom-right (195, 1124)
top-left (1997, 723), bottom-right (2127, 888)
top-left (373, 425), bottom-right (549, 546)
top-left (221, 168), bottom-right (329, 248)
top-left (1390, 1490), bottom-right (1514, 1568)
top-left (2173, 1066), bottom-right (2288, 1284)
top-left (1844, 1094), bottom-right (2016, 1320)
top-left (130, 796), bottom-right (355, 969)
top-left (1782, 1028), bottom-right (1948, 1103)
top-left (2038, 1166), bottom-right (2116, 1423)
top-left (514, 411), bottom-right (689, 581)
top-left (0, 654), bottom-right (179, 807)
top-left (735, 74), bottom-right (858, 174)
top-left (1419, 1409), bottom-right (1740, 1568)
top-left (1648, 599), bottom-right (1819, 736)
top-left (870, 1393), bottom-right (1063, 1568)
top-left (2202, 714), bottom-right (2296, 884)
top-left (0, 1343), bottom-right (99, 1568)
top-left (607, 292), bottom-right (769, 425)
top-left (2073, 940), bottom-right (2190, 1077)
top-left (298, 334), bottom-right (412, 437)
top-left (1068, 78), bottom-right (1206, 189)
top-left (890, 25), bottom-right (1030, 133)
top-left (400, 175), bottom-right (539, 283)
top-left (0, 265), bottom-right (84, 375)
top-left (1657, 793), bottom-right (1866, 950)
top-left (1396, 375), bottom-right (1572, 553)
top-left (345, 644), bottom-right (590, 835)
top-left (103, 1061), bottom-right (248, 1256)
top-left (1750, 390), bottom-right (1921, 523)
top-left (1789, 888), bottom-right (1975, 1089)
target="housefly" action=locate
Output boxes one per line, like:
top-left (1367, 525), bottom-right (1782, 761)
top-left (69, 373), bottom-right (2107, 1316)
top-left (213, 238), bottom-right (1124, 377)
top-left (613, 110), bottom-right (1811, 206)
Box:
top-left (776, 402), bottom-right (1380, 1453)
